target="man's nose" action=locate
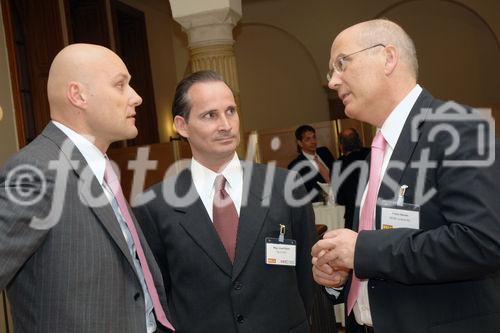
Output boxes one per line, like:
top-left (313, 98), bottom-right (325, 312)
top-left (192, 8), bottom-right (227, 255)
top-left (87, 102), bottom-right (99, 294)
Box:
top-left (327, 70), bottom-right (342, 91)
top-left (130, 87), bottom-right (143, 107)
top-left (218, 114), bottom-right (232, 130)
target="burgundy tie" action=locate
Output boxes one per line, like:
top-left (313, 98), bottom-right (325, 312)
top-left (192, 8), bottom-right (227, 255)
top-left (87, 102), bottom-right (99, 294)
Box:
top-left (213, 175), bottom-right (239, 263)
top-left (104, 161), bottom-right (175, 331)
top-left (347, 130), bottom-right (387, 314)
top-left (314, 155), bottom-right (331, 183)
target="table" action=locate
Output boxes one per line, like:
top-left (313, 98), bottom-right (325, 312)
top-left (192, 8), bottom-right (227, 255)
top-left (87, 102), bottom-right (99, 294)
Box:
top-left (313, 203), bottom-right (346, 327)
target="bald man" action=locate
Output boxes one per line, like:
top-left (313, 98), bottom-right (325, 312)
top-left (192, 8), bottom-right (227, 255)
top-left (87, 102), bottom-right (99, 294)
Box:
top-left (0, 44), bottom-right (173, 332)
top-left (312, 19), bottom-right (500, 332)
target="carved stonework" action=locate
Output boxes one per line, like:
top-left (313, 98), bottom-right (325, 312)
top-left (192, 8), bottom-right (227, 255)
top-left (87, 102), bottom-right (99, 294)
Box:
top-left (191, 44), bottom-right (240, 95)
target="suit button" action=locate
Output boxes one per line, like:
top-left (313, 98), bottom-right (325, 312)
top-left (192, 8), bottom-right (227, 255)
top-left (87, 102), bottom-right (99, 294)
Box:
top-left (134, 292), bottom-right (141, 301)
top-left (233, 281), bottom-right (243, 290)
top-left (236, 314), bottom-right (244, 324)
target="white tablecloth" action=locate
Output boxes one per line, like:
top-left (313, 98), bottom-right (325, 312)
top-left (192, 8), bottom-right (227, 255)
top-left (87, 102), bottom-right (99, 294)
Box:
top-left (313, 203), bottom-right (346, 326)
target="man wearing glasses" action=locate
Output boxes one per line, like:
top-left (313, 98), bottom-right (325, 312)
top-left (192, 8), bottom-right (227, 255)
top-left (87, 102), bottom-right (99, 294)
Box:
top-left (312, 19), bottom-right (500, 333)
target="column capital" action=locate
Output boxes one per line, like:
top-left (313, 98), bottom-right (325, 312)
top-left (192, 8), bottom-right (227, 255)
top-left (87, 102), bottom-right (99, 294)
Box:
top-left (171, 6), bottom-right (241, 48)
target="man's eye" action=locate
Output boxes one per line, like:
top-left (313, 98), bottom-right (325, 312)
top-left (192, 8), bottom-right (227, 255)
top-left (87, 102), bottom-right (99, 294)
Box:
top-left (227, 108), bottom-right (236, 115)
top-left (337, 58), bottom-right (347, 71)
top-left (203, 112), bottom-right (215, 119)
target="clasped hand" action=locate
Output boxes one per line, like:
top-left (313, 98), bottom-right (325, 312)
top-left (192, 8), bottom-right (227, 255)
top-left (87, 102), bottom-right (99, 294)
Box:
top-left (311, 228), bottom-right (358, 288)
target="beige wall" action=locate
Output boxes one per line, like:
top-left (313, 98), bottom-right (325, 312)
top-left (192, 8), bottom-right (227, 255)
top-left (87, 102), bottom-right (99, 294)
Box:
top-left (234, 23), bottom-right (329, 130)
top-left (1, 0), bottom-right (499, 159)
top-left (0, 4), bottom-right (18, 165)
top-left (119, 0), bottom-right (179, 143)
top-left (381, 0), bottom-right (499, 107)
top-left (168, 0), bottom-right (499, 134)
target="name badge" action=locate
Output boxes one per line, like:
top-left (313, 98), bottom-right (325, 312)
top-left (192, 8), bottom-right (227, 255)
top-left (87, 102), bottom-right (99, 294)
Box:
top-left (380, 200), bottom-right (420, 229)
top-left (265, 238), bottom-right (296, 266)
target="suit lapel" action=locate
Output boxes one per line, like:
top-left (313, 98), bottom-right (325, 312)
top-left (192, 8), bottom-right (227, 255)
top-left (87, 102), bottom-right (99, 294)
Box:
top-left (175, 169), bottom-right (233, 277)
top-left (380, 90), bottom-right (434, 193)
top-left (232, 163), bottom-right (269, 280)
top-left (376, 90), bottom-right (434, 228)
top-left (351, 90), bottom-right (435, 231)
top-left (41, 123), bottom-right (137, 270)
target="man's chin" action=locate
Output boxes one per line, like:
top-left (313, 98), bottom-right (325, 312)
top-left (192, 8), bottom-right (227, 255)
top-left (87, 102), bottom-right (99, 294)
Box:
top-left (344, 106), bottom-right (358, 120)
top-left (121, 128), bottom-right (139, 141)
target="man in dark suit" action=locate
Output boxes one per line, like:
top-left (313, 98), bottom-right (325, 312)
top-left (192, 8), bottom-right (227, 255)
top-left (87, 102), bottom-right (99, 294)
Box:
top-left (0, 44), bottom-right (173, 332)
top-left (312, 19), bottom-right (500, 333)
top-left (288, 125), bottom-right (336, 203)
top-left (133, 70), bottom-right (316, 333)
top-left (335, 128), bottom-right (370, 230)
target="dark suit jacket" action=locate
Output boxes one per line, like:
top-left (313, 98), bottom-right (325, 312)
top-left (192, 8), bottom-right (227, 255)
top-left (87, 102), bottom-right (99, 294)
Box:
top-left (344, 89), bottom-right (500, 333)
top-left (288, 147), bottom-right (335, 203)
top-left (0, 123), bottom-right (170, 332)
top-left (334, 148), bottom-right (370, 230)
top-left (134, 163), bottom-right (317, 333)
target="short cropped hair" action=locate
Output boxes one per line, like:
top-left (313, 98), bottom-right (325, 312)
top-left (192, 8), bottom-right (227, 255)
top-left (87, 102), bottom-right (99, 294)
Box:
top-left (295, 125), bottom-right (316, 141)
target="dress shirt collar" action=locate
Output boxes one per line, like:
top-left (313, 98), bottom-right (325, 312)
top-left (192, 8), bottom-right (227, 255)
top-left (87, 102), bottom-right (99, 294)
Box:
top-left (191, 153), bottom-right (242, 196)
top-left (191, 153), bottom-right (243, 220)
top-left (302, 151), bottom-right (317, 161)
top-left (52, 121), bottom-right (107, 185)
top-left (380, 84), bottom-right (422, 149)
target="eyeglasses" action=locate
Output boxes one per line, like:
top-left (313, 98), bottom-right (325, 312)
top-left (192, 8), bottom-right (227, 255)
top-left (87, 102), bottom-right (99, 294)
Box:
top-left (326, 43), bottom-right (386, 81)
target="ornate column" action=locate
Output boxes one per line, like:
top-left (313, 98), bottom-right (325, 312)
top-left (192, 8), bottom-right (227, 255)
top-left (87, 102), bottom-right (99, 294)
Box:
top-left (170, 1), bottom-right (250, 155)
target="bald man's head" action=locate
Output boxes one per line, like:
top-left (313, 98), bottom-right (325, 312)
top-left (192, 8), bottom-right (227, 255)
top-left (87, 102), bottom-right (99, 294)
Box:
top-left (46, 43), bottom-right (142, 152)
top-left (47, 44), bottom-right (119, 116)
top-left (328, 19), bottom-right (419, 127)
top-left (339, 128), bottom-right (361, 154)
top-left (339, 19), bottom-right (418, 79)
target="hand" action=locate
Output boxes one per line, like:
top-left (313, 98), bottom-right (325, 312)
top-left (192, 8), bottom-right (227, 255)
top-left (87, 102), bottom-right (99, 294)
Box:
top-left (312, 228), bottom-right (358, 270)
top-left (312, 256), bottom-right (349, 288)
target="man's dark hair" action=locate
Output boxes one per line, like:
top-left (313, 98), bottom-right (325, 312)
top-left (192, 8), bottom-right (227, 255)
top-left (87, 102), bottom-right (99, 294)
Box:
top-left (294, 125), bottom-right (316, 141)
top-left (339, 128), bottom-right (362, 154)
top-left (294, 125), bottom-right (316, 153)
top-left (172, 70), bottom-right (226, 121)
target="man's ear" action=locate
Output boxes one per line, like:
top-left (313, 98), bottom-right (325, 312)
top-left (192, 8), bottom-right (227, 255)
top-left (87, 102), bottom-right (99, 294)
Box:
top-left (67, 81), bottom-right (87, 108)
top-left (297, 139), bottom-right (303, 149)
top-left (384, 45), bottom-right (398, 76)
top-left (174, 115), bottom-right (189, 138)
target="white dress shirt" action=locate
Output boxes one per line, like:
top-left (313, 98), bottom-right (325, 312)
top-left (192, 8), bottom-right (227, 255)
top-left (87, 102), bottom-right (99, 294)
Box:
top-left (302, 150), bottom-right (330, 173)
top-left (353, 84), bottom-right (423, 326)
top-left (190, 153), bottom-right (243, 221)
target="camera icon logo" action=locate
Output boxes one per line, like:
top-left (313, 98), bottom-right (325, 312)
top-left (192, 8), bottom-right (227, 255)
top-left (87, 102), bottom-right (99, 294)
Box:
top-left (411, 101), bottom-right (495, 167)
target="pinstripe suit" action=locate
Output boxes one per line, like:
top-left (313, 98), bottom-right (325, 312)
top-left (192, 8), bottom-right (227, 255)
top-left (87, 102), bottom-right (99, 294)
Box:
top-left (0, 123), bottom-right (170, 332)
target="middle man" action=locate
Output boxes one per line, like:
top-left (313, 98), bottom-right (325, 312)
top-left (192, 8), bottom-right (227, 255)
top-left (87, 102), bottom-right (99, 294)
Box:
top-left (134, 70), bottom-right (316, 333)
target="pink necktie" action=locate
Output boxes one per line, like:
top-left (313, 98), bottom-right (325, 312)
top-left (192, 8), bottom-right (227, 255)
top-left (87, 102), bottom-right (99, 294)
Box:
top-left (314, 155), bottom-right (331, 183)
top-left (104, 161), bottom-right (175, 331)
top-left (347, 130), bottom-right (387, 314)
top-left (213, 175), bottom-right (239, 263)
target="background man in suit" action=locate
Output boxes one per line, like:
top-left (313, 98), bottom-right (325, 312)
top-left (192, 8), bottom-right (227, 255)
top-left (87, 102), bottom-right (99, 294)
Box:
top-left (0, 44), bottom-right (174, 332)
top-left (335, 128), bottom-right (370, 230)
top-left (134, 70), bottom-right (316, 333)
top-left (312, 19), bottom-right (500, 333)
top-left (288, 125), bottom-right (336, 203)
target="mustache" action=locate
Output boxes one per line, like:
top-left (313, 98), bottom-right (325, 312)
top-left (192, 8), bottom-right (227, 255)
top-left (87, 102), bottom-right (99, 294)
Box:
top-left (214, 132), bottom-right (237, 140)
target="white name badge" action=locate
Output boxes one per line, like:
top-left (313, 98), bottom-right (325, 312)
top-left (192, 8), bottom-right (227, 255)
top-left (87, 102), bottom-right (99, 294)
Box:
top-left (265, 237), bottom-right (296, 266)
top-left (380, 202), bottom-right (420, 230)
